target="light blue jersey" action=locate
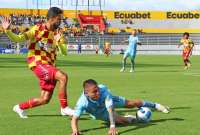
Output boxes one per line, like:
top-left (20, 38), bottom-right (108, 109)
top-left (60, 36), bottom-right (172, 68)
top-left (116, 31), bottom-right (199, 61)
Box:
top-left (124, 35), bottom-right (140, 58)
top-left (73, 84), bottom-right (126, 121)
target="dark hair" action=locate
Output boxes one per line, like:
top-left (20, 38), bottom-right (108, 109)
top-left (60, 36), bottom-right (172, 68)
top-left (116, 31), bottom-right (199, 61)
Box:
top-left (47, 7), bottom-right (63, 19)
top-left (83, 79), bottom-right (98, 88)
top-left (183, 32), bottom-right (189, 37)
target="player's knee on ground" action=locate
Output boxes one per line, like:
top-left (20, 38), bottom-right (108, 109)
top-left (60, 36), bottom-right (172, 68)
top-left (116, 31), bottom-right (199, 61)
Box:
top-left (115, 116), bottom-right (128, 124)
top-left (125, 99), bottom-right (143, 108)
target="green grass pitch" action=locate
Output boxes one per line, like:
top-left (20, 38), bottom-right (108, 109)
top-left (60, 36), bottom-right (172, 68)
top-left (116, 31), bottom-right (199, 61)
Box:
top-left (0, 54), bottom-right (199, 135)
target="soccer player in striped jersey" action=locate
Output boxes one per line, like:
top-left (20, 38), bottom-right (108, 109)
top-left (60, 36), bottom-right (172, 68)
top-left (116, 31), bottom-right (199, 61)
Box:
top-left (104, 41), bottom-right (111, 56)
top-left (178, 32), bottom-right (194, 70)
top-left (1, 7), bottom-right (74, 118)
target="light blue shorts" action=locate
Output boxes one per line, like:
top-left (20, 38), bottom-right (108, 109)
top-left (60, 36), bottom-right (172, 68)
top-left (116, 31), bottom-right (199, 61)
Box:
top-left (124, 50), bottom-right (136, 60)
top-left (91, 96), bottom-right (126, 121)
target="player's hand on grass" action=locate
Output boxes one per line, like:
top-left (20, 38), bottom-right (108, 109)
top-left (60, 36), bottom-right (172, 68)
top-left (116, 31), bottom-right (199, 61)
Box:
top-left (71, 130), bottom-right (80, 135)
top-left (108, 127), bottom-right (118, 135)
top-left (0, 16), bottom-right (11, 30)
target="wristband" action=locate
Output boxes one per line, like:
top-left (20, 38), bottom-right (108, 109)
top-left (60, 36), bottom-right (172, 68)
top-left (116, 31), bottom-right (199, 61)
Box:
top-left (110, 124), bottom-right (115, 128)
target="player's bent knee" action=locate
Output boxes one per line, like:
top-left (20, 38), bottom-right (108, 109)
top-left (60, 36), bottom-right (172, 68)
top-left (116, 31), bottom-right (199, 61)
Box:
top-left (115, 118), bottom-right (127, 124)
top-left (133, 99), bottom-right (143, 107)
top-left (61, 74), bottom-right (68, 83)
top-left (41, 97), bottom-right (51, 105)
top-left (126, 99), bottom-right (143, 107)
top-left (58, 72), bottom-right (68, 83)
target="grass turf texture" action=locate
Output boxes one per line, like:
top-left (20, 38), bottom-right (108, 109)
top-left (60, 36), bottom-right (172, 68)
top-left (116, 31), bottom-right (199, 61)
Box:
top-left (0, 54), bottom-right (199, 135)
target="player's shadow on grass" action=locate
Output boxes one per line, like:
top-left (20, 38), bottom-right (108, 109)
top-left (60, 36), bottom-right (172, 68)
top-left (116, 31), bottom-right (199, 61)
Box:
top-left (116, 108), bottom-right (137, 114)
top-left (28, 114), bottom-right (62, 117)
top-left (136, 70), bottom-right (182, 73)
top-left (80, 117), bottom-right (184, 135)
top-left (118, 118), bottom-right (184, 135)
top-left (28, 114), bottom-right (91, 120)
top-left (170, 106), bottom-right (191, 110)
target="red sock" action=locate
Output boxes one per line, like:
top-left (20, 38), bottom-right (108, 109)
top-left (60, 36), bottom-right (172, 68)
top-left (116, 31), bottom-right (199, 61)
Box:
top-left (58, 92), bottom-right (68, 108)
top-left (19, 98), bottom-right (39, 110)
top-left (184, 60), bottom-right (187, 66)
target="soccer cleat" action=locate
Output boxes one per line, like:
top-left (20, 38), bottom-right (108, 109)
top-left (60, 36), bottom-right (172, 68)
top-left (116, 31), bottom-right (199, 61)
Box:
top-left (120, 68), bottom-right (125, 72)
top-left (187, 63), bottom-right (191, 68)
top-left (184, 66), bottom-right (188, 70)
top-left (61, 107), bottom-right (75, 116)
top-left (155, 103), bottom-right (170, 114)
top-left (130, 68), bottom-right (134, 73)
top-left (13, 105), bottom-right (28, 118)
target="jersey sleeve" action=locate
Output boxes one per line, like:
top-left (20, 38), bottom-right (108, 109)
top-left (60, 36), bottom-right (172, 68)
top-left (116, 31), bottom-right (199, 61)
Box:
top-left (5, 25), bottom-right (37, 42)
top-left (23, 25), bottom-right (37, 40)
top-left (189, 39), bottom-right (194, 44)
top-left (180, 39), bottom-right (184, 44)
top-left (5, 30), bottom-right (27, 42)
top-left (57, 34), bottom-right (67, 55)
top-left (99, 84), bottom-right (114, 109)
top-left (136, 37), bottom-right (141, 43)
top-left (128, 36), bottom-right (131, 42)
top-left (189, 39), bottom-right (194, 48)
top-left (73, 95), bottom-right (87, 117)
top-left (105, 93), bottom-right (113, 109)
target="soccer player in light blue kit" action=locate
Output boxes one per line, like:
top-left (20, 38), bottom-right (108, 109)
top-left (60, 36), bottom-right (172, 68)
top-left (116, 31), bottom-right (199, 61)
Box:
top-left (71, 79), bottom-right (169, 135)
top-left (120, 30), bottom-right (141, 72)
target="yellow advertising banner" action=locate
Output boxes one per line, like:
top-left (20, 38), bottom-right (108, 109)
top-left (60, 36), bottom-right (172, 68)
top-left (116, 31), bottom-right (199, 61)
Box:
top-left (1, 8), bottom-right (200, 33)
top-left (1, 8), bottom-right (200, 20)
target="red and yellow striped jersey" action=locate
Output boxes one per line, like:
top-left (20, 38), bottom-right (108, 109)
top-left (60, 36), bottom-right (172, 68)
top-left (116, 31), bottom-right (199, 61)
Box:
top-left (180, 38), bottom-right (194, 51)
top-left (23, 23), bottom-right (66, 69)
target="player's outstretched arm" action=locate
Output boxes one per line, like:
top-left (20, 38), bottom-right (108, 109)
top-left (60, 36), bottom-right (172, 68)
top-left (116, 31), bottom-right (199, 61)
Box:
top-left (191, 41), bottom-right (195, 48)
top-left (58, 43), bottom-right (67, 56)
top-left (105, 96), bottom-right (118, 135)
top-left (71, 116), bottom-right (81, 135)
top-left (0, 16), bottom-right (27, 42)
top-left (55, 32), bottom-right (67, 56)
top-left (189, 41), bottom-right (194, 56)
top-left (121, 39), bottom-right (128, 44)
top-left (178, 43), bottom-right (182, 48)
top-left (107, 108), bottom-right (118, 135)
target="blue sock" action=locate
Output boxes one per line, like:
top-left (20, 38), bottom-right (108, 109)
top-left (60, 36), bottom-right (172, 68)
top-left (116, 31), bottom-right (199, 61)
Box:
top-left (142, 101), bottom-right (156, 108)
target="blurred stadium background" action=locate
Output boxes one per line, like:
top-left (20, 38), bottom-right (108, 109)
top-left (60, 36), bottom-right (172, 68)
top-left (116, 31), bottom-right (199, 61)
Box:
top-left (0, 0), bottom-right (200, 55)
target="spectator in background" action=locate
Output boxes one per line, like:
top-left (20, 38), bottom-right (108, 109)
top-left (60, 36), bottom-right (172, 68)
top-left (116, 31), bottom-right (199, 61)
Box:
top-left (77, 39), bottom-right (82, 54)
top-left (95, 47), bottom-right (99, 54)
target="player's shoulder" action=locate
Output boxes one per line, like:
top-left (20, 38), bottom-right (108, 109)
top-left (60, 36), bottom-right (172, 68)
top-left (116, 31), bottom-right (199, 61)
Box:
top-left (77, 92), bottom-right (88, 106)
top-left (129, 35), bottom-right (132, 39)
top-left (98, 84), bottom-right (108, 90)
top-left (28, 23), bottom-right (41, 31)
top-left (98, 84), bottom-right (111, 95)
